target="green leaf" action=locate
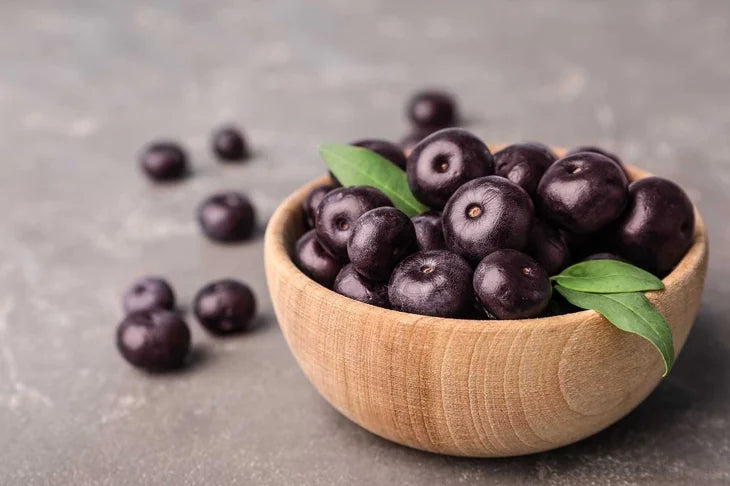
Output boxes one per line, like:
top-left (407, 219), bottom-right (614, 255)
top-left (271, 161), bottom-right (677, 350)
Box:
top-left (318, 144), bottom-right (429, 217)
top-left (555, 285), bottom-right (675, 376)
top-left (552, 260), bottom-right (664, 293)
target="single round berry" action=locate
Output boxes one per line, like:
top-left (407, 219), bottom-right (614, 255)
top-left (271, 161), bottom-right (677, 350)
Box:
top-left (473, 249), bottom-right (551, 319)
top-left (352, 139), bottom-right (407, 170)
top-left (194, 279), bottom-right (257, 335)
top-left (527, 219), bottom-right (571, 276)
top-left (197, 191), bottom-right (256, 242)
top-left (584, 252), bottom-right (627, 263)
top-left (294, 230), bottom-right (342, 288)
top-left (537, 153), bottom-right (628, 234)
top-left (302, 184), bottom-right (335, 229)
top-left (333, 264), bottom-right (389, 308)
top-left (407, 128), bottom-right (495, 209)
top-left (315, 186), bottom-right (392, 261)
top-left (122, 276), bottom-right (175, 314)
top-left (566, 145), bottom-right (624, 171)
top-left (406, 90), bottom-right (458, 129)
top-left (443, 176), bottom-right (534, 264)
top-left (347, 207), bottom-right (417, 282)
top-left (389, 250), bottom-right (474, 318)
top-left (494, 142), bottom-right (557, 196)
top-left (412, 211), bottom-right (446, 251)
top-left (614, 176), bottom-right (694, 275)
top-left (116, 310), bottom-right (191, 370)
top-left (212, 125), bottom-right (249, 161)
top-left (138, 141), bottom-right (188, 181)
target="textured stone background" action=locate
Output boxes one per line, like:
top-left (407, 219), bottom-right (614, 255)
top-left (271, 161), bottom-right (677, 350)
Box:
top-left (1, 1), bottom-right (729, 484)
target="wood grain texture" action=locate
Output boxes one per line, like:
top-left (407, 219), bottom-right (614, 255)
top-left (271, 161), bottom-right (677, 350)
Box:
top-left (264, 156), bottom-right (709, 457)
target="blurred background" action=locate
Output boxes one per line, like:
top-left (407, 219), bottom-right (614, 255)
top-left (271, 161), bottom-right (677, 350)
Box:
top-left (1, 1), bottom-right (728, 484)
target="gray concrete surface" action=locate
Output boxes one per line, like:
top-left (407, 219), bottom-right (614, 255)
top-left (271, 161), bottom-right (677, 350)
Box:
top-left (1, 1), bottom-right (729, 484)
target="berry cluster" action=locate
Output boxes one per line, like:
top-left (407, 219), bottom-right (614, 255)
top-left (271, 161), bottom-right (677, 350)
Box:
top-left (117, 124), bottom-right (260, 371)
top-left (296, 129), bottom-right (695, 320)
top-left (116, 276), bottom-right (257, 371)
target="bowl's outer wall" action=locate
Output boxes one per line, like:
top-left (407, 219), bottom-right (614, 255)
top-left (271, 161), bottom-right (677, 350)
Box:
top-left (264, 158), bottom-right (709, 457)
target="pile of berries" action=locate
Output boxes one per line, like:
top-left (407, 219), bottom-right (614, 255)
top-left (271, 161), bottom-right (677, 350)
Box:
top-left (117, 124), bottom-right (260, 371)
top-left (138, 125), bottom-right (258, 243)
top-left (116, 276), bottom-right (257, 371)
top-left (295, 126), bottom-right (695, 320)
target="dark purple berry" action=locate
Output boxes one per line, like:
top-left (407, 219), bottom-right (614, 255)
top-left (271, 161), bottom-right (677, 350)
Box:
top-left (473, 249), bottom-right (551, 319)
top-left (443, 176), bottom-right (534, 264)
top-left (315, 186), bottom-right (392, 261)
top-left (407, 90), bottom-right (458, 129)
top-left (139, 141), bottom-right (187, 181)
top-left (352, 139), bottom-right (407, 170)
top-left (527, 219), bottom-right (571, 276)
top-left (614, 177), bottom-right (694, 275)
top-left (566, 145), bottom-right (624, 171)
top-left (412, 211), bottom-right (446, 251)
top-left (407, 128), bottom-right (494, 209)
top-left (302, 184), bottom-right (335, 229)
top-left (122, 276), bottom-right (175, 314)
top-left (537, 153), bottom-right (628, 234)
top-left (116, 310), bottom-right (191, 370)
top-left (388, 250), bottom-right (473, 318)
top-left (198, 191), bottom-right (256, 242)
top-left (212, 125), bottom-right (249, 161)
top-left (347, 207), bottom-right (417, 282)
top-left (333, 264), bottom-right (389, 308)
top-left (193, 279), bottom-right (257, 335)
top-left (294, 230), bottom-right (342, 288)
top-left (494, 142), bottom-right (557, 196)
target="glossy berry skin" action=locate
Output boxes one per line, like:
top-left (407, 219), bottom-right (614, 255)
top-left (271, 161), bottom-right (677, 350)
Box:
top-left (139, 142), bottom-right (188, 181)
top-left (536, 153), bottom-right (628, 234)
top-left (443, 176), bottom-right (534, 264)
top-left (389, 250), bottom-right (473, 318)
top-left (527, 219), bottom-right (571, 276)
top-left (333, 264), bottom-right (389, 308)
top-left (212, 125), bottom-right (248, 161)
top-left (352, 139), bottom-right (407, 170)
top-left (412, 211), bottom-right (446, 251)
top-left (315, 186), bottom-right (392, 261)
top-left (302, 184), bottom-right (335, 229)
top-left (294, 230), bottom-right (342, 288)
top-left (116, 310), bottom-right (191, 370)
top-left (407, 128), bottom-right (495, 209)
top-left (473, 249), bottom-right (551, 320)
top-left (198, 191), bottom-right (256, 242)
top-left (122, 276), bottom-right (175, 314)
top-left (494, 142), bottom-right (557, 196)
top-left (194, 279), bottom-right (257, 335)
top-left (614, 177), bottom-right (694, 276)
top-left (406, 90), bottom-right (458, 129)
top-left (347, 207), bottom-right (417, 282)
top-left (566, 145), bottom-right (624, 171)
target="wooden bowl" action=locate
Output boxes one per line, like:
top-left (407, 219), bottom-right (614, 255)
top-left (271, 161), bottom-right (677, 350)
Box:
top-left (264, 160), bottom-right (708, 457)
